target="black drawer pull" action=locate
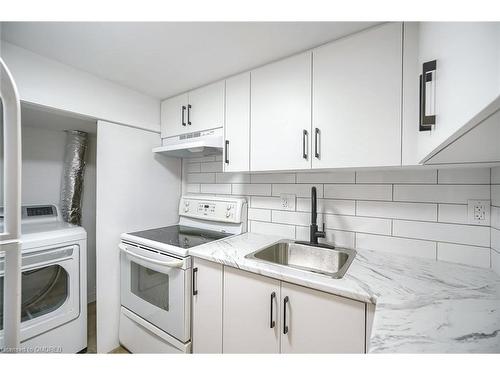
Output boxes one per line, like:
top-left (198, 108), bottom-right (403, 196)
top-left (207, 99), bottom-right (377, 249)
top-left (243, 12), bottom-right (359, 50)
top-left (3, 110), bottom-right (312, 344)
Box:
top-left (181, 106), bottom-right (186, 126)
top-left (192, 267), bottom-right (198, 296)
top-left (270, 292), bottom-right (276, 329)
top-left (283, 296), bottom-right (289, 334)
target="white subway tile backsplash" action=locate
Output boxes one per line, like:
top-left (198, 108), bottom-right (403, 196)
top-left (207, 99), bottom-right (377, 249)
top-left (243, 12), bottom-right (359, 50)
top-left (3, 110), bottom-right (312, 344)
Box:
top-left (492, 185), bottom-right (500, 206)
top-left (188, 156), bottom-right (216, 163)
top-left (324, 184), bottom-right (392, 201)
top-left (492, 249), bottom-right (500, 275)
top-left (393, 220), bottom-right (490, 247)
top-left (182, 163), bottom-right (498, 270)
top-left (296, 226), bottom-right (355, 248)
top-left (437, 168), bottom-right (490, 184)
top-left (272, 210), bottom-right (311, 226)
top-left (357, 201), bottom-right (437, 221)
top-left (296, 198), bottom-right (355, 216)
top-left (251, 173), bottom-right (295, 183)
top-left (272, 184), bottom-right (324, 198)
top-left (356, 233), bottom-right (436, 259)
top-left (356, 169), bottom-right (437, 184)
top-left (296, 171), bottom-right (355, 184)
top-left (233, 183), bottom-right (271, 196)
top-left (492, 167), bottom-right (500, 184)
top-left (251, 220), bottom-right (295, 238)
top-left (186, 183), bottom-right (200, 193)
top-left (438, 204), bottom-right (468, 225)
top-left (437, 243), bottom-right (491, 268)
top-left (248, 208), bottom-right (271, 222)
top-left (200, 161), bottom-right (223, 173)
top-left (394, 184), bottom-right (490, 204)
top-left (187, 163), bottom-right (201, 173)
top-left (216, 172), bottom-right (251, 184)
top-left (492, 227), bottom-right (500, 252)
top-left (187, 173), bottom-right (215, 184)
top-left (492, 206), bottom-right (500, 230)
top-left (251, 196), bottom-right (292, 211)
top-left (324, 214), bottom-right (391, 235)
top-left (200, 183), bottom-right (231, 194)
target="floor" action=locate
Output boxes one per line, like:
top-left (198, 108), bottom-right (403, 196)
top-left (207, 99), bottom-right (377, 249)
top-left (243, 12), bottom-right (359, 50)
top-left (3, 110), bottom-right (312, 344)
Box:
top-left (86, 302), bottom-right (129, 354)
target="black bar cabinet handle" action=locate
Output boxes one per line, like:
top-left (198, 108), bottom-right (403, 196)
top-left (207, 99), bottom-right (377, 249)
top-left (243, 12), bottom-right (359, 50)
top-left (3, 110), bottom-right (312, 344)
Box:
top-left (314, 127), bottom-right (320, 158)
top-left (270, 292), bottom-right (276, 329)
top-left (187, 104), bottom-right (192, 125)
top-left (192, 267), bottom-right (198, 296)
top-left (283, 296), bottom-right (289, 334)
top-left (181, 106), bottom-right (186, 126)
top-left (419, 59), bottom-right (437, 131)
top-left (225, 140), bottom-right (229, 164)
top-left (302, 130), bottom-right (308, 160)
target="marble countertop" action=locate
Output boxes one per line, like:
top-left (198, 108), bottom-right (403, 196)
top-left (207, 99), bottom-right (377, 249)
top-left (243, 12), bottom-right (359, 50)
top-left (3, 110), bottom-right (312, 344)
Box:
top-left (189, 232), bottom-right (500, 353)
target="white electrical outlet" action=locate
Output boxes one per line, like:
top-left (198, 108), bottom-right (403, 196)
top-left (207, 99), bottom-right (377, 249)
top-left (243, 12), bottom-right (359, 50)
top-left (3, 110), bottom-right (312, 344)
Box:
top-left (280, 194), bottom-right (296, 211)
top-left (467, 200), bottom-right (490, 225)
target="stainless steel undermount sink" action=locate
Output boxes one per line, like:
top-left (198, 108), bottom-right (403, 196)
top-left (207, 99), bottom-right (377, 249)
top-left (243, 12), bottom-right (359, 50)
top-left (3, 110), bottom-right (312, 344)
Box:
top-left (245, 240), bottom-right (356, 279)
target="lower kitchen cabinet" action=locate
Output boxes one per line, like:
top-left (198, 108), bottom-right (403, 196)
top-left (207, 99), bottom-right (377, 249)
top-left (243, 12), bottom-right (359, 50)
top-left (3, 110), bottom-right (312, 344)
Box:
top-left (223, 267), bottom-right (281, 353)
top-left (191, 260), bottom-right (367, 353)
top-left (191, 258), bottom-right (223, 353)
top-left (280, 282), bottom-right (366, 353)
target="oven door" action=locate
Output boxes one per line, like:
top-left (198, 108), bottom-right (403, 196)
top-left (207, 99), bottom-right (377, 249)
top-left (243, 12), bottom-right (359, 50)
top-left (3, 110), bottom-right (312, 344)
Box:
top-left (0, 244), bottom-right (80, 344)
top-left (119, 242), bottom-right (191, 343)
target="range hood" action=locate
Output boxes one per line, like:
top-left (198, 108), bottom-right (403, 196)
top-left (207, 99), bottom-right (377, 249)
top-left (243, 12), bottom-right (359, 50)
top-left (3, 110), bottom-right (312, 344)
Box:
top-left (153, 128), bottom-right (223, 158)
top-left (421, 94), bottom-right (500, 165)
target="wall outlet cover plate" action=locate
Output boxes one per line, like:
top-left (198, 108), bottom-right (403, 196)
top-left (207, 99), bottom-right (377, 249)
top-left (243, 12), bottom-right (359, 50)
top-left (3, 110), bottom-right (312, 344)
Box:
top-left (467, 199), bottom-right (490, 226)
top-left (279, 194), bottom-right (296, 211)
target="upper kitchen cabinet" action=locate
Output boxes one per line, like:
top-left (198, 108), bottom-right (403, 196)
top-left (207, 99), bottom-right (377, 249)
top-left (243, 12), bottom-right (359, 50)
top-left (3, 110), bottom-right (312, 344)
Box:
top-left (312, 22), bottom-right (403, 169)
top-left (415, 22), bottom-right (500, 163)
top-left (187, 81), bottom-right (225, 133)
top-left (224, 72), bottom-right (250, 172)
top-left (250, 52), bottom-right (313, 171)
top-left (160, 81), bottom-right (225, 138)
top-left (160, 92), bottom-right (188, 138)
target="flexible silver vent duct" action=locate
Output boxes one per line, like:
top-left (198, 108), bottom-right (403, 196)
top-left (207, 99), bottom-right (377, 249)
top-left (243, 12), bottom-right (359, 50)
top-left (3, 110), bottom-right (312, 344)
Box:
top-left (60, 130), bottom-right (88, 225)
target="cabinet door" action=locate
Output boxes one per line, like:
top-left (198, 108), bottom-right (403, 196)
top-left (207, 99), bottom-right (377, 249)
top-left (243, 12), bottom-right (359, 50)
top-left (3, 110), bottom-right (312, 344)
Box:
top-left (312, 22), bottom-right (403, 168)
top-left (224, 73), bottom-right (250, 172)
top-left (223, 267), bottom-right (280, 353)
top-left (250, 52), bottom-right (312, 171)
top-left (187, 81), bottom-right (225, 133)
top-left (280, 282), bottom-right (365, 353)
top-left (192, 258), bottom-right (223, 353)
top-left (160, 93), bottom-right (188, 138)
top-left (416, 22), bottom-right (500, 161)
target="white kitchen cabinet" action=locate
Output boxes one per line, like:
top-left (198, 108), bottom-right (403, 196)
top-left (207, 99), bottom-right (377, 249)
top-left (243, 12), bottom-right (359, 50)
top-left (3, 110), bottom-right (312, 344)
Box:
top-left (187, 81), bottom-right (225, 133)
top-left (250, 52), bottom-right (312, 171)
top-left (192, 258), bottom-right (223, 353)
top-left (221, 266), bottom-right (366, 353)
top-left (224, 72), bottom-right (250, 172)
top-left (223, 267), bottom-right (280, 353)
top-left (160, 81), bottom-right (224, 138)
top-left (312, 22), bottom-right (403, 169)
top-left (160, 93), bottom-right (189, 138)
top-left (415, 22), bottom-right (500, 162)
top-left (280, 282), bottom-right (365, 353)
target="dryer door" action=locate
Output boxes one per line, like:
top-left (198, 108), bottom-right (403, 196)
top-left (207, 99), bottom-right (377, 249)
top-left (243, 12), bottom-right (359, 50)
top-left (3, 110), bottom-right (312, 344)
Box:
top-left (0, 244), bottom-right (80, 344)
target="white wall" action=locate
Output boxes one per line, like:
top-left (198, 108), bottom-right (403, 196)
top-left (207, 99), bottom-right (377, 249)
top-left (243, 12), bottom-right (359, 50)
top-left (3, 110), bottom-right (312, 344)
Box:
top-left (96, 121), bottom-right (181, 353)
top-left (184, 158), bottom-right (496, 270)
top-left (22, 125), bottom-right (97, 302)
top-left (1, 42), bottom-right (160, 132)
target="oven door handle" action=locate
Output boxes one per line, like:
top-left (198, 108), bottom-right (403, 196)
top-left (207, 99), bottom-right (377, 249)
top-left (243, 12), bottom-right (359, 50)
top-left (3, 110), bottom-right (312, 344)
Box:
top-left (119, 243), bottom-right (184, 269)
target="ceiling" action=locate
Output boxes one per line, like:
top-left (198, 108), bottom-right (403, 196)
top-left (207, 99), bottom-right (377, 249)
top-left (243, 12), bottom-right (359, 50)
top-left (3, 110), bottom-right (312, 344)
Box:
top-left (1, 22), bottom-right (378, 99)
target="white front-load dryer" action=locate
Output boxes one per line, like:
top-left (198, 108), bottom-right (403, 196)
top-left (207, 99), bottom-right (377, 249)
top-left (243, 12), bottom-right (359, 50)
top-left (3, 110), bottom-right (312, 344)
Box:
top-left (0, 204), bottom-right (87, 353)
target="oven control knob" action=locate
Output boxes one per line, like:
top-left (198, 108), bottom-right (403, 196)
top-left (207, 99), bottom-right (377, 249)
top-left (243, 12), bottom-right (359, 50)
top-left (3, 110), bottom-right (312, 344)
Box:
top-left (226, 211), bottom-right (231, 218)
top-left (226, 205), bottom-right (231, 211)
top-left (184, 206), bottom-right (189, 212)
top-left (185, 201), bottom-right (189, 206)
